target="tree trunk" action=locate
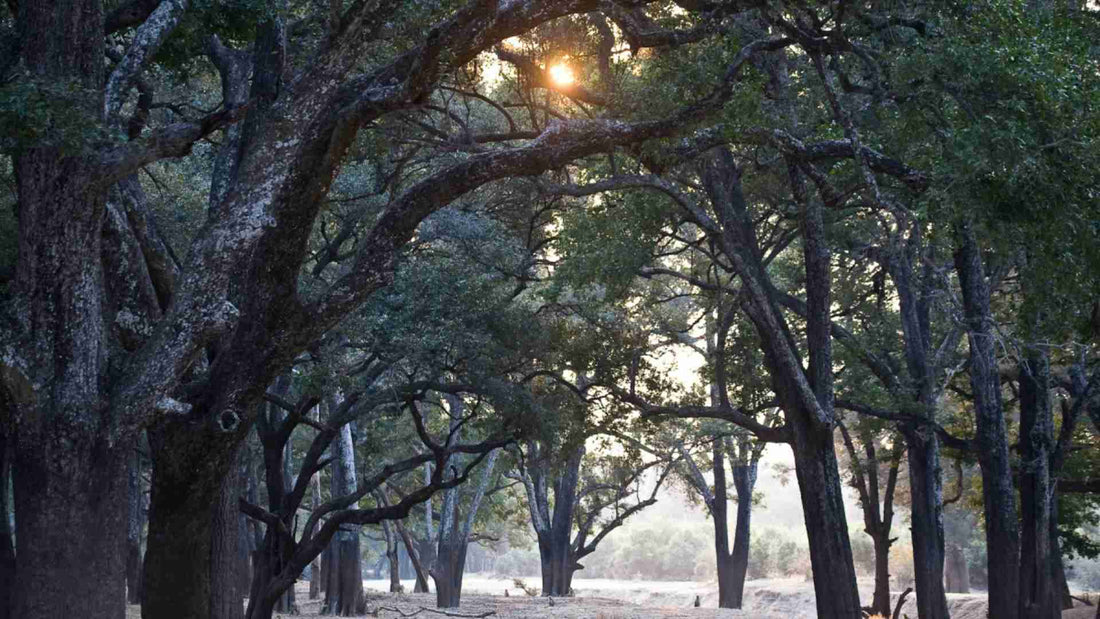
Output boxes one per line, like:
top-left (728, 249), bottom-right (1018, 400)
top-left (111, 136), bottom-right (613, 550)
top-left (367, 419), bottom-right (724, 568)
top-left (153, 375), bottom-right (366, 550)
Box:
top-left (413, 540), bottom-right (434, 593)
top-left (211, 450), bottom-right (244, 619)
top-left (310, 471), bottom-right (323, 600)
top-left (324, 534), bottom-right (364, 615)
top-left (1050, 506), bottom-right (1072, 611)
top-left (955, 223), bottom-right (1020, 619)
top-left (323, 423), bottom-right (363, 615)
top-left (0, 431), bottom-right (15, 619)
top-left (537, 532), bottom-right (576, 597)
top-left (380, 517), bottom-right (403, 593)
top-left (414, 463), bottom-right (435, 593)
top-left (945, 543), bottom-right (970, 594)
top-left (8, 4), bottom-right (133, 616)
top-left (1019, 351), bottom-right (1058, 619)
top-left (790, 424), bottom-right (863, 619)
top-left (387, 541), bottom-right (403, 593)
top-left (13, 439), bottom-right (128, 619)
top-left (433, 541), bottom-right (469, 608)
top-left (707, 433), bottom-right (738, 609)
top-left (726, 466), bottom-right (753, 609)
top-left (128, 446), bottom-right (146, 605)
top-left (904, 430), bottom-right (950, 617)
top-left (395, 520), bottom-right (430, 593)
top-left (143, 423), bottom-right (242, 619)
top-left (870, 532), bottom-right (895, 615)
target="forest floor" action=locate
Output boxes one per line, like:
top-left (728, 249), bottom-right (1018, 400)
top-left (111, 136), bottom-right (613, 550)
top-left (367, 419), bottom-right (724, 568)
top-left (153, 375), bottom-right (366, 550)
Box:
top-left (125, 576), bottom-right (1098, 618)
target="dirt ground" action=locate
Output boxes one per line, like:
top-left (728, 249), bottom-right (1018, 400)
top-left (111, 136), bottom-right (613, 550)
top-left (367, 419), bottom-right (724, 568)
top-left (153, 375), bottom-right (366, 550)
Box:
top-left (125, 576), bottom-right (1099, 618)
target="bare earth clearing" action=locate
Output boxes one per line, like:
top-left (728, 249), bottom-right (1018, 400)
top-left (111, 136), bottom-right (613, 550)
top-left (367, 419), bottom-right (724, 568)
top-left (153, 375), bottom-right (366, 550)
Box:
top-left (123, 577), bottom-right (1097, 618)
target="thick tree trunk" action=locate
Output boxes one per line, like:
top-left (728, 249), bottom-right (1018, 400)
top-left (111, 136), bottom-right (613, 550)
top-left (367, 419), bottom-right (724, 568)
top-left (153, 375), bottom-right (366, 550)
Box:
top-left (211, 453), bottom-right (244, 619)
top-left (8, 5), bottom-right (131, 616)
top-left (413, 542), bottom-right (433, 593)
top-left (904, 430), bottom-right (950, 618)
top-left (13, 440), bottom-right (128, 619)
top-left (433, 541), bottom-right (469, 608)
top-left (537, 532), bottom-right (576, 597)
top-left (1019, 351), bottom-right (1058, 619)
top-left (955, 224), bottom-right (1020, 619)
top-left (702, 150), bottom-right (859, 617)
top-left (324, 534), bottom-right (364, 615)
top-left (143, 423), bottom-right (242, 619)
top-left (709, 435), bottom-right (737, 609)
top-left (0, 431), bottom-right (15, 619)
top-left (415, 463), bottom-right (435, 593)
top-left (542, 446), bottom-right (582, 598)
top-left (791, 425), bottom-right (863, 619)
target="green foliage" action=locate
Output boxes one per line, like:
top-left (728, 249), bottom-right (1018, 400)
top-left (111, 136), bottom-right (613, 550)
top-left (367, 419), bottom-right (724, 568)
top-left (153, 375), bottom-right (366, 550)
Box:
top-left (892, 0), bottom-right (1100, 340)
top-left (0, 77), bottom-right (111, 152)
top-left (553, 191), bottom-right (672, 300)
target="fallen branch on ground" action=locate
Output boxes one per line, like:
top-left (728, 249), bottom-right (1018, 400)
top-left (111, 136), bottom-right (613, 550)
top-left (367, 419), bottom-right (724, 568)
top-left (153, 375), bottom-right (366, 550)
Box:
top-left (373, 606), bottom-right (496, 618)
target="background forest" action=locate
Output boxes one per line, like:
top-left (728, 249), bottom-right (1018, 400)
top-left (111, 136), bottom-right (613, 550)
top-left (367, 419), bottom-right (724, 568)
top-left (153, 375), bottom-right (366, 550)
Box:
top-left (1, 1), bottom-right (1099, 619)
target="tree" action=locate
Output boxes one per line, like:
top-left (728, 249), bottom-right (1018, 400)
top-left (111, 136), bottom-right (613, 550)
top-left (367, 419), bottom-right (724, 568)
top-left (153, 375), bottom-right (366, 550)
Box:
top-left (512, 424), bottom-right (672, 596)
top-left (837, 419), bottom-right (903, 617)
top-left (676, 431), bottom-right (763, 608)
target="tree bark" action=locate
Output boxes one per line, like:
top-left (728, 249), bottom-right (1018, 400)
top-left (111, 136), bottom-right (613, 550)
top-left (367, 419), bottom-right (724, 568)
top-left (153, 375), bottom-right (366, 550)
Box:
top-left (415, 463), bottom-right (435, 593)
top-left (904, 429), bottom-right (950, 618)
top-left (954, 223), bottom-right (1020, 619)
top-left (871, 532), bottom-right (895, 611)
top-left (382, 520), bottom-right (403, 593)
top-left (709, 436), bottom-right (735, 609)
top-left (143, 422), bottom-right (243, 619)
top-left (13, 439), bottom-right (128, 619)
top-left (238, 448), bottom-right (254, 602)
top-left (433, 540), bottom-right (469, 608)
top-left (1050, 507), bottom-right (1072, 611)
top-left (727, 462), bottom-right (755, 609)
top-left (211, 447), bottom-right (244, 619)
top-left (789, 425), bottom-right (863, 618)
top-left (1018, 350), bottom-right (1058, 619)
top-left (884, 220), bottom-right (950, 619)
top-left (534, 446), bottom-right (583, 597)
top-left (7, 3), bottom-right (134, 617)
top-left (324, 534), bottom-right (364, 615)
top-left (323, 422), bottom-right (364, 616)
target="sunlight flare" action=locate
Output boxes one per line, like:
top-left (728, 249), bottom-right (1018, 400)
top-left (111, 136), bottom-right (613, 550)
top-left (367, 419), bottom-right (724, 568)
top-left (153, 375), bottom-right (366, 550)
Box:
top-left (548, 63), bottom-right (575, 86)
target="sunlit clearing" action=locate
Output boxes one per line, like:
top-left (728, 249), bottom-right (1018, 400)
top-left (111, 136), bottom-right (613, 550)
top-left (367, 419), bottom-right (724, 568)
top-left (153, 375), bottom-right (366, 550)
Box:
top-left (548, 63), bottom-right (575, 86)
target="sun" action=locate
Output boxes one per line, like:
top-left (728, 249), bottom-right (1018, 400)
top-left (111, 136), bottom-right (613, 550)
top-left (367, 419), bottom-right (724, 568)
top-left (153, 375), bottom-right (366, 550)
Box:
top-left (548, 63), bottom-right (575, 86)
